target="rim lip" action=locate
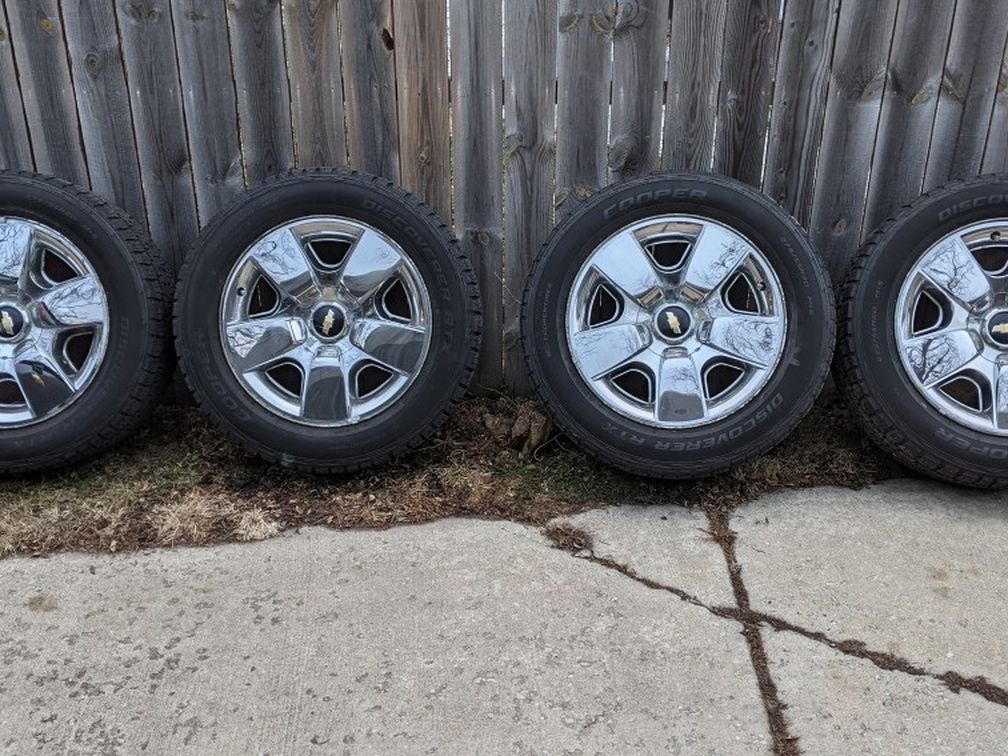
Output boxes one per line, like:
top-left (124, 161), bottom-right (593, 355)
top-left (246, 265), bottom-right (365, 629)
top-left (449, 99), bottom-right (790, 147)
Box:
top-left (564, 214), bottom-right (788, 430)
top-left (218, 215), bottom-right (433, 428)
top-left (895, 218), bottom-right (1008, 438)
top-left (0, 216), bottom-right (110, 428)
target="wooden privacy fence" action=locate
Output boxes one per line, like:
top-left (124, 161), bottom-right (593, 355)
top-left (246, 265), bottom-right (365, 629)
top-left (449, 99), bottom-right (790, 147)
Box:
top-left (1, 0), bottom-right (1007, 391)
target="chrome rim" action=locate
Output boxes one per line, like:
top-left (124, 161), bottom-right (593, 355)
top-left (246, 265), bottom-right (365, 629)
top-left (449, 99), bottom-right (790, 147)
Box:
top-left (220, 216), bottom-right (432, 427)
top-left (896, 219), bottom-right (1008, 436)
top-left (566, 215), bottom-right (787, 428)
top-left (0, 217), bottom-right (109, 427)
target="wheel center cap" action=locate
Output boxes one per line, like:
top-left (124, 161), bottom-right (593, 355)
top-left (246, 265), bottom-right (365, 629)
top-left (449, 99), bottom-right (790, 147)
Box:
top-left (0, 304), bottom-right (27, 341)
top-left (655, 305), bottom-right (692, 341)
top-left (311, 305), bottom-right (346, 340)
top-left (988, 311), bottom-right (1008, 348)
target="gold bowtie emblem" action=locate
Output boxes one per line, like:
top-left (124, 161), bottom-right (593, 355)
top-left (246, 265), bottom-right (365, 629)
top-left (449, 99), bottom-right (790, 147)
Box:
top-left (0, 311), bottom-right (13, 336)
top-left (666, 311), bottom-right (682, 335)
top-left (993, 323), bottom-right (1008, 336)
top-left (321, 308), bottom-right (336, 336)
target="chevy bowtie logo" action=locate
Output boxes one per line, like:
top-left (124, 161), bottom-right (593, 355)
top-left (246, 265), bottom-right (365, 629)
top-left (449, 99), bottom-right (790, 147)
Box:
top-left (665, 311), bottom-right (682, 335)
top-left (0, 311), bottom-right (13, 337)
top-left (994, 323), bottom-right (1008, 336)
top-left (321, 308), bottom-right (336, 337)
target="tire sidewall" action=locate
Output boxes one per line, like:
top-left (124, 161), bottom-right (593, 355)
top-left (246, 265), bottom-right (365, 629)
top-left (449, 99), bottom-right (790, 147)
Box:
top-left (0, 175), bottom-right (156, 466)
top-left (851, 180), bottom-right (1008, 471)
top-left (524, 175), bottom-right (834, 474)
top-left (176, 175), bottom-right (477, 467)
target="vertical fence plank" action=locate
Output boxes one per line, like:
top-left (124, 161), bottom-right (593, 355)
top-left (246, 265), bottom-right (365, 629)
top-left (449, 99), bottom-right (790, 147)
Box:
top-left (337, 0), bottom-right (399, 180)
top-left (172, 0), bottom-right (244, 223)
top-left (116, 0), bottom-right (199, 269)
top-left (555, 0), bottom-right (613, 213)
top-left (982, 45), bottom-right (1008, 174)
top-left (392, 0), bottom-right (450, 220)
top-left (63, 0), bottom-right (146, 225)
top-left (712, 0), bottom-right (782, 185)
top-left (227, 0), bottom-right (294, 185)
top-left (663, 0), bottom-right (727, 171)
top-left (808, 0), bottom-right (898, 282)
top-left (863, 1), bottom-right (956, 236)
top-left (609, 0), bottom-right (669, 183)
top-left (924, 0), bottom-right (1008, 190)
top-left (0, 4), bottom-right (32, 170)
top-left (5, 1), bottom-right (88, 185)
top-left (451, 0), bottom-right (503, 388)
top-left (282, 0), bottom-right (348, 169)
top-left (503, 0), bottom-right (557, 393)
top-left (762, 0), bottom-right (839, 225)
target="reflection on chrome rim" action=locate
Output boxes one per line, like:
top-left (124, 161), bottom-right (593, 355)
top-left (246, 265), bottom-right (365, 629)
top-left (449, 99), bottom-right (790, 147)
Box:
top-left (895, 219), bottom-right (1008, 437)
top-left (565, 215), bottom-right (787, 429)
top-left (0, 218), bottom-right (109, 427)
top-left (220, 216), bottom-right (432, 427)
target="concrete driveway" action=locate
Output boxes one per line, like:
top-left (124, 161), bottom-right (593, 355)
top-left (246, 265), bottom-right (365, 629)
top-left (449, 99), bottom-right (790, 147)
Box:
top-left (1, 479), bottom-right (1006, 754)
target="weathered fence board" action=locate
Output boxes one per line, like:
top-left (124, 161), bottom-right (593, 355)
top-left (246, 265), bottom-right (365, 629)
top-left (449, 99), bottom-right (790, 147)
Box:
top-left (2, 0), bottom-right (1007, 392)
top-left (713, 0), bottom-right (782, 186)
top-left (863, 0), bottom-right (955, 234)
top-left (116, 0), bottom-right (199, 267)
top-left (5, 1), bottom-right (88, 186)
top-left (451, 0), bottom-right (504, 388)
top-left (663, 0), bottom-right (727, 172)
top-left (392, 0), bottom-right (451, 220)
top-left (762, 0), bottom-right (839, 224)
top-left (0, 5), bottom-right (33, 170)
top-left (338, 0), bottom-right (399, 181)
top-left (283, 0), bottom-right (348, 169)
top-left (172, 0), bottom-right (245, 223)
top-left (555, 0), bottom-right (612, 213)
top-left (609, 0), bottom-right (670, 183)
top-left (809, 0), bottom-right (899, 280)
top-left (503, 0), bottom-right (556, 393)
top-left (63, 0), bottom-right (146, 225)
top-left (924, 0), bottom-right (1008, 190)
top-left (227, 0), bottom-right (294, 185)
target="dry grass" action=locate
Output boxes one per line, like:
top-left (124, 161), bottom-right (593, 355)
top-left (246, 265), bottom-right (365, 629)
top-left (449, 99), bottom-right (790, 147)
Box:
top-left (0, 395), bottom-right (904, 557)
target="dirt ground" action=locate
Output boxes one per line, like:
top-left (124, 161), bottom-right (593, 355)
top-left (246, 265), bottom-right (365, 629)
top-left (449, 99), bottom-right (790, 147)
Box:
top-left (0, 395), bottom-right (903, 557)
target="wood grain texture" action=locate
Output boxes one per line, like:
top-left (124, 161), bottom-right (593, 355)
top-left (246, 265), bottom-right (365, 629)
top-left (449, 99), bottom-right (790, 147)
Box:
top-left (5, 0), bottom-right (88, 185)
top-left (712, 0), bottom-right (781, 185)
top-left (282, 0), bottom-right (348, 169)
top-left (863, 0), bottom-right (956, 236)
top-left (63, 0), bottom-right (146, 224)
top-left (226, 0), bottom-right (294, 184)
top-left (762, 0), bottom-right (839, 225)
top-left (924, 0), bottom-right (1008, 189)
top-left (503, 0), bottom-right (557, 393)
top-left (609, 0), bottom-right (669, 183)
top-left (116, 0), bottom-right (199, 269)
top-left (663, 0), bottom-right (727, 171)
top-left (982, 44), bottom-right (1008, 174)
top-left (337, 0), bottom-right (399, 180)
top-left (808, 0), bottom-right (899, 282)
top-left (451, 0), bottom-right (503, 388)
top-left (172, 0), bottom-right (244, 222)
top-left (391, 0), bottom-right (450, 220)
top-left (555, 0), bottom-right (613, 213)
top-left (0, 3), bottom-right (33, 170)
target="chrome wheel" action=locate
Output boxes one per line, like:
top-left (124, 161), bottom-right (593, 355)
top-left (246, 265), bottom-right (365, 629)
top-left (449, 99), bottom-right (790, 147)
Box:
top-left (566, 216), bottom-right (787, 428)
top-left (220, 216), bottom-right (432, 427)
top-left (896, 220), bottom-right (1008, 436)
top-left (0, 218), bottom-right (109, 427)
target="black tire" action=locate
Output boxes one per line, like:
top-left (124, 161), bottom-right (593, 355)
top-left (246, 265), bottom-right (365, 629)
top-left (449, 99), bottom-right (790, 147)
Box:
top-left (521, 173), bottom-right (835, 479)
top-left (0, 171), bottom-right (170, 474)
top-left (838, 176), bottom-right (1008, 489)
top-left (174, 169), bottom-right (481, 473)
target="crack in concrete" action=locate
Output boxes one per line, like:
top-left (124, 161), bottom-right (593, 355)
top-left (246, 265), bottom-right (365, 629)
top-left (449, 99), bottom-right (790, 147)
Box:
top-left (542, 515), bottom-right (1008, 754)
